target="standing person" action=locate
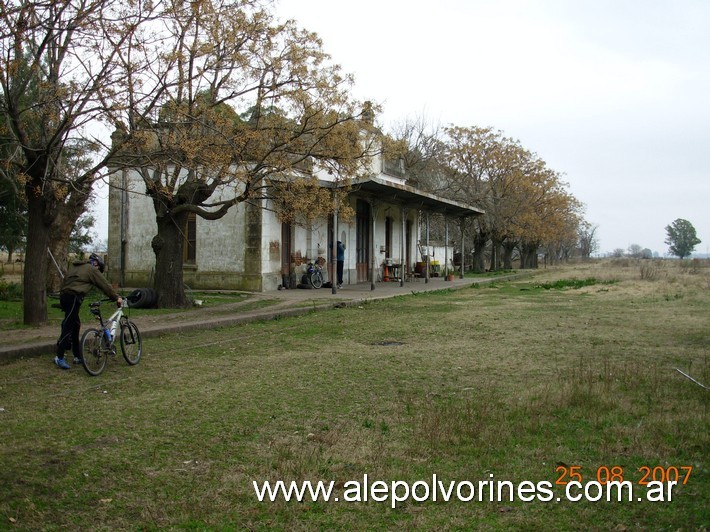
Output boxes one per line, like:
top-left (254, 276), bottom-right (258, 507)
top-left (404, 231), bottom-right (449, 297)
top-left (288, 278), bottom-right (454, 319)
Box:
top-left (336, 240), bottom-right (345, 289)
top-left (55, 253), bottom-right (122, 369)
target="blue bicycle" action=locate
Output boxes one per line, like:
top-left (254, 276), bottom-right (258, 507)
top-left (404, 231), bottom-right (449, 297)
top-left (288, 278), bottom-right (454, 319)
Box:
top-left (306, 258), bottom-right (324, 289)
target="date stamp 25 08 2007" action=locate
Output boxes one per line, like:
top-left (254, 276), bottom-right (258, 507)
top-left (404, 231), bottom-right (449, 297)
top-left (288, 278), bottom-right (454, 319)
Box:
top-left (555, 464), bottom-right (693, 487)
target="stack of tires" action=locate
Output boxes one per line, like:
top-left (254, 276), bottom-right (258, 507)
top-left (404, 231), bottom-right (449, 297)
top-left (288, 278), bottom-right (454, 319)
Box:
top-left (126, 288), bottom-right (158, 309)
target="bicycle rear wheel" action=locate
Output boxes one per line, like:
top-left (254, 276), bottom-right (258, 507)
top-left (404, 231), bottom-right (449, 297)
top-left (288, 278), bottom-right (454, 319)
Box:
top-left (81, 328), bottom-right (107, 376)
top-left (309, 270), bottom-right (323, 289)
top-left (120, 320), bottom-right (142, 365)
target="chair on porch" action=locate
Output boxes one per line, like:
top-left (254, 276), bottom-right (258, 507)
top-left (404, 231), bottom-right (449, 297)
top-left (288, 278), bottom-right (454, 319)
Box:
top-left (405, 264), bottom-right (420, 282)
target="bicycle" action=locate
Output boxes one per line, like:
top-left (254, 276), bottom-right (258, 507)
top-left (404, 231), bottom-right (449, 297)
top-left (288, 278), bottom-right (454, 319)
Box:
top-left (80, 299), bottom-right (142, 376)
top-left (306, 258), bottom-right (324, 289)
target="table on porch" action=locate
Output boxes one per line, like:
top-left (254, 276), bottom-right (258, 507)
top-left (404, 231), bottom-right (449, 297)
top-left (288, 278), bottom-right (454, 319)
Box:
top-left (382, 263), bottom-right (402, 282)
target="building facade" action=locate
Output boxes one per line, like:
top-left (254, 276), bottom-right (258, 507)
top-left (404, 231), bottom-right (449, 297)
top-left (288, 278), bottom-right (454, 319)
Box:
top-left (107, 151), bottom-right (483, 291)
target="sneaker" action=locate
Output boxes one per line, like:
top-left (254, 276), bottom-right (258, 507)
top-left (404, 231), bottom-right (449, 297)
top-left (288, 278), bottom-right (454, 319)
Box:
top-left (73, 357), bottom-right (83, 365)
top-left (54, 356), bottom-right (71, 370)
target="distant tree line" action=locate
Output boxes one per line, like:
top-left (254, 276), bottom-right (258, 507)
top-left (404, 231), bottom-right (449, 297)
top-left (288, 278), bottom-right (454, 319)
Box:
top-left (389, 119), bottom-right (595, 271)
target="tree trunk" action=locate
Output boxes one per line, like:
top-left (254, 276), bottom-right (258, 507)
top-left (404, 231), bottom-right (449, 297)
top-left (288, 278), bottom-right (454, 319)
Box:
top-left (471, 231), bottom-right (488, 273)
top-left (521, 243), bottom-right (539, 269)
top-left (502, 241), bottom-right (516, 270)
top-left (23, 194), bottom-right (52, 325)
top-left (490, 238), bottom-right (501, 271)
top-left (151, 212), bottom-right (189, 308)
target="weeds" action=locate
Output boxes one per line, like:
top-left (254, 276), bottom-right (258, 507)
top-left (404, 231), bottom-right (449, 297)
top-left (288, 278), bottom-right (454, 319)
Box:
top-left (640, 260), bottom-right (662, 280)
top-left (0, 278), bottom-right (22, 301)
top-left (0, 262), bottom-right (708, 529)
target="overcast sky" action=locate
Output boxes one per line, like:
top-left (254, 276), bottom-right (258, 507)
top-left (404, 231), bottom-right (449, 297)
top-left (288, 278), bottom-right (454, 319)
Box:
top-left (274, 0), bottom-right (710, 256)
top-left (90, 1), bottom-right (708, 256)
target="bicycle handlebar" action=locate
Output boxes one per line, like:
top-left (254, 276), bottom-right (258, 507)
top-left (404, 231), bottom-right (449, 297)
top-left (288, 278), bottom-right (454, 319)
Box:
top-left (90, 298), bottom-right (127, 308)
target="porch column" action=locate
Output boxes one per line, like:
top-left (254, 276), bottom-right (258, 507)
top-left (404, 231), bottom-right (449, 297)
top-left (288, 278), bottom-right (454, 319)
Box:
top-left (460, 216), bottom-right (466, 279)
top-left (425, 211), bottom-right (430, 284)
top-left (400, 207), bottom-right (406, 287)
top-left (444, 216), bottom-right (449, 280)
top-left (331, 189), bottom-right (338, 295)
top-left (119, 168), bottom-right (128, 287)
top-left (370, 200), bottom-right (377, 291)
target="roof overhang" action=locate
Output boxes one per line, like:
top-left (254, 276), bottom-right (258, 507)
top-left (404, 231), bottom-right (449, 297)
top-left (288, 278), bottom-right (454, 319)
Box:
top-left (343, 176), bottom-right (484, 218)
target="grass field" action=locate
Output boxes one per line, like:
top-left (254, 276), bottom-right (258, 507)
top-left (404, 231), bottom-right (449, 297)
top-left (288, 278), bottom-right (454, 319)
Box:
top-left (0, 260), bottom-right (708, 529)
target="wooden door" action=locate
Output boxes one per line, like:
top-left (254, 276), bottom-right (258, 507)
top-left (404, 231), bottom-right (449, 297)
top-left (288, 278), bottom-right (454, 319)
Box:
top-left (356, 200), bottom-right (370, 282)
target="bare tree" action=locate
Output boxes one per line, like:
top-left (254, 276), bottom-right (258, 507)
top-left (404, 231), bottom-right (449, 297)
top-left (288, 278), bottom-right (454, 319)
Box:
top-left (0, 0), bottom-right (162, 324)
top-left (388, 115), bottom-right (446, 191)
top-left (627, 244), bottom-right (644, 258)
top-left (577, 221), bottom-right (599, 259)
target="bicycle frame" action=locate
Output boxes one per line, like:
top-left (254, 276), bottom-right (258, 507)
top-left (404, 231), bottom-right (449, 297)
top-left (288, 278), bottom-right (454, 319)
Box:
top-left (90, 300), bottom-right (127, 344)
top-left (82, 299), bottom-right (142, 376)
top-left (306, 261), bottom-right (322, 275)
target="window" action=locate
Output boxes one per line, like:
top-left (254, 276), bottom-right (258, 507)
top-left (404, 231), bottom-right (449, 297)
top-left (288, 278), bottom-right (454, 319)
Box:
top-left (184, 213), bottom-right (196, 264)
top-left (383, 157), bottom-right (406, 178)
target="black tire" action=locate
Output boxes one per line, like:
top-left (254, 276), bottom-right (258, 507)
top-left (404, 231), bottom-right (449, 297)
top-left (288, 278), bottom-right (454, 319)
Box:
top-left (144, 288), bottom-right (158, 308)
top-left (120, 320), bottom-right (142, 365)
top-left (309, 270), bottom-right (323, 289)
top-left (127, 288), bottom-right (157, 309)
top-left (81, 328), bottom-right (108, 376)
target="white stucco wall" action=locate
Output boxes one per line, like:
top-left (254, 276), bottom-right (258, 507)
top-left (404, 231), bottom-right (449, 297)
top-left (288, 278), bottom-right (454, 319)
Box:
top-left (196, 191), bottom-right (247, 273)
top-left (108, 161), bottom-right (442, 291)
top-left (122, 170), bottom-right (157, 271)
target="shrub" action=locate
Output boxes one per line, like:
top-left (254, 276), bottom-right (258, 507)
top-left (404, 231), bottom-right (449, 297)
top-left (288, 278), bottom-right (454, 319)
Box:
top-left (0, 278), bottom-right (23, 300)
top-left (640, 260), bottom-right (661, 281)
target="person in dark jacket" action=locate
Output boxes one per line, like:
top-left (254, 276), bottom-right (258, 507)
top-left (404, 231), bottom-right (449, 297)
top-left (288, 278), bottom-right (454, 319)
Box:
top-left (55, 253), bottom-right (122, 370)
top-left (336, 240), bottom-right (345, 289)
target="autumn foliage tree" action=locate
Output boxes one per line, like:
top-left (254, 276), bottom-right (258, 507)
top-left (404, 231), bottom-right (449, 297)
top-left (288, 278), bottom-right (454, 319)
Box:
top-left (438, 126), bottom-right (581, 270)
top-left (438, 126), bottom-right (500, 272)
top-left (394, 123), bottom-right (583, 271)
top-left (1, 0), bottom-right (376, 318)
top-left (507, 156), bottom-right (581, 268)
top-left (112, 0), bottom-right (375, 307)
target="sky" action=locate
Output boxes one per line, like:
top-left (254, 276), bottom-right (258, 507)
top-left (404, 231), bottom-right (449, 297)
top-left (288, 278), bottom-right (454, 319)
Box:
top-left (90, 0), bottom-right (709, 256)
top-left (272, 0), bottom-right (710, 256)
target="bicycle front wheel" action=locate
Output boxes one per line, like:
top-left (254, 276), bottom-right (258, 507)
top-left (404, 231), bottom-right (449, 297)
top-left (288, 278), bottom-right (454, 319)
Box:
top-left (120, 320), bottom-right (142, 365)
top-left (81, 328), bottom-right (107, 376)
top-left (310, 271), bottom-right (323, 289)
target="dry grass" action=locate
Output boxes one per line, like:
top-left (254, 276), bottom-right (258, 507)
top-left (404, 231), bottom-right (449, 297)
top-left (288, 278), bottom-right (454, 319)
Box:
top-left (0, 260), bottom-right (708, 529)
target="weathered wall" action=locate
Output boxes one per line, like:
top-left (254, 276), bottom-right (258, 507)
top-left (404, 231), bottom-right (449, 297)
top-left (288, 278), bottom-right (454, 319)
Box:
top-left (108, 169), bottom-right (428, 291)
top-left (107, 169), bottom-right (267, 291)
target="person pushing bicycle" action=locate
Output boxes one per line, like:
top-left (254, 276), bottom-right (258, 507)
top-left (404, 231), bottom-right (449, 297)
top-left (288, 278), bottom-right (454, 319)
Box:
top-left (55, 253), bottom-right (122, 370)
